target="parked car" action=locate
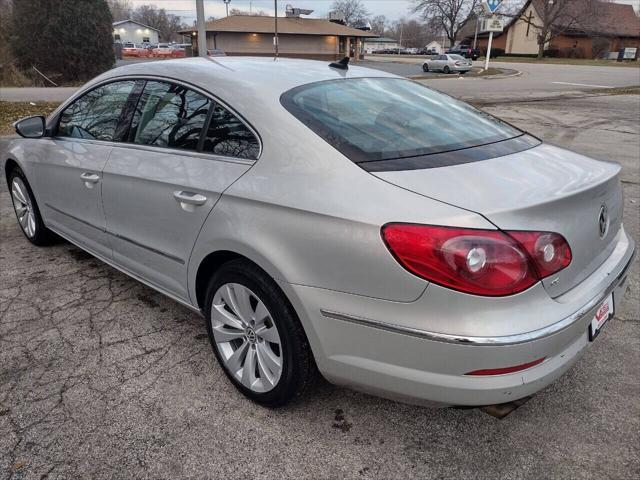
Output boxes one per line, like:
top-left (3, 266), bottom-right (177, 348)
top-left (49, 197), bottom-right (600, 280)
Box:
top-left (152, 43), bottom-right (173, 57)
top-left (170, 45), bottom-right (186, 58)
top-left (422, 54), bottom-right (473, 74)
top-left (417, 48), bottom-right (437, 55)
top-left (4, 58), bottom-right (634, 408)
top-left (207, 48), bottom-right (227, 57)
top-left (121, 42), bottom-right (149, 57)
top-left (447, 44), bottom-right (481, 60)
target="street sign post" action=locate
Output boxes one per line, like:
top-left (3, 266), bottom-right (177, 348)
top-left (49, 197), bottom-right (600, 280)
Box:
top-left (482, 0), bottom-right (503, 14)
top-left (481, 1), bottom-right (503, 70)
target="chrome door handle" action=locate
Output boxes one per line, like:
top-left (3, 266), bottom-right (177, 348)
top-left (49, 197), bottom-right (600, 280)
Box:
top-left (80, 172), bottom-right (100, 188)
top-left (174, 191), bottom-right (207, 211)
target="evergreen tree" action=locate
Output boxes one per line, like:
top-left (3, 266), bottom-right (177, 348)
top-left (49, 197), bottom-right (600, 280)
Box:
top-left (10, 0), bottom-right (114, 82)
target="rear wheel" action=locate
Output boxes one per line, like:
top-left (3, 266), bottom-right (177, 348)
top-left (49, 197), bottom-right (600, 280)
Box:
top-left (422, 63), bottom-right (429, 72)
top-left (204, 259), bottom-right (314, 406)
top-left (8, 168), bottom-right (56, 246)
top-left (443, 66), bottom-right (451, 74)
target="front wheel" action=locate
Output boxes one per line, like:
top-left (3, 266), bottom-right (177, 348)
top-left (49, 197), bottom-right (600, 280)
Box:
top-left (422, 63), bottom-right (429, 72)
top-left (204, 259), bottom-right (314, 407)
top-left (8, 168), bottom-right (56, 246)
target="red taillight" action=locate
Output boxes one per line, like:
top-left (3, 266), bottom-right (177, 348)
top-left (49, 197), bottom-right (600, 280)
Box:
top-left (455, 61), bottom-right (461, 66)
top-left (465, 357), bottom-right (546, 376)
top-left (381, 224), bottom-right (571, 297)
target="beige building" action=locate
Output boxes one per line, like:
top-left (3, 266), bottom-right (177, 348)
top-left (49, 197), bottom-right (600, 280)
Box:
top-left (462, 0), bottom-right (640, 59)
top-left (181, 15), bottom-right (377, 61)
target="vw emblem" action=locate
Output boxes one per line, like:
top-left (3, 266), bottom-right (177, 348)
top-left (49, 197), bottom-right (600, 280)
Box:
top-left (246, 327), bottom-right (257, 344)
top-left (598, 204), bottom-right (609, 238)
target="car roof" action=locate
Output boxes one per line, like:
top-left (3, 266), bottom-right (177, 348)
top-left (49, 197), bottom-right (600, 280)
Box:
top-left (94, 57), bottom-right (398, 99)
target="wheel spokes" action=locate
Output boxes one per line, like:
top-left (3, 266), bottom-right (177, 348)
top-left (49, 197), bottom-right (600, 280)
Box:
top-left (27, 212), bottom-right (36, 237)
top-left (241, 346), bottom-right (257, 388)
top-left (11, 181), bottom-right (28, 206)
top-left (255, 343), bottom-right (279, 386)
top-left (18, 210), bottom-right (29, 229)
top-left (211, 323), bottom-right (245, 343)
top-left (212, 303), bottom-right (244, 330)
top-left (221, 284), bottom-right (253, 323)
top-left (225, 339), bottom-right (249, 374)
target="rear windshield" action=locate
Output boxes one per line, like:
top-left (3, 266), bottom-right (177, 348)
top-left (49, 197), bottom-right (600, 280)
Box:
top-left (280, 78), bottom-right (533, 170)
top-left (449, 54), bottom-right (465, 60)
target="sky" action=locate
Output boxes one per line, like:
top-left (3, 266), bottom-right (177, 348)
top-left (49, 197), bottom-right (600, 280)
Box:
top-left (129, 0), bottom-right (640, 25)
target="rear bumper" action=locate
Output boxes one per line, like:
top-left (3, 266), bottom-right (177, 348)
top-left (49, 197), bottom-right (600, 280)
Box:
top-left (285, 228), bottom-right (635, 406)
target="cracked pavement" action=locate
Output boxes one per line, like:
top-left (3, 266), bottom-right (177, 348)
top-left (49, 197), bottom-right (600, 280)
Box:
top-left (1, 94), bottom-right (639, 479)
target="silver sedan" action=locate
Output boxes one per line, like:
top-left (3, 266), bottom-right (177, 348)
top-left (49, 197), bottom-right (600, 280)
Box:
top-left (3, 58), bottom-right (635, 408)
top-left (423, 54), bottom-right (473, 74)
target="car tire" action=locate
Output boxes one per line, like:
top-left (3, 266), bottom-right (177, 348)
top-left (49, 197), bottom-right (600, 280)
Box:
top-left (8, 167), bottom-right (57, 246)
top-left (443, 66), bottom-right (451, 74)
top-left (204, 259), bottom-right (315, 407)
top-left (422, 63), bottom-right (429, 72)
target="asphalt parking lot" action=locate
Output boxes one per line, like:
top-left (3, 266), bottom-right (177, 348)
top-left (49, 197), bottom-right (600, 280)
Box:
top-left (1, 94), bottom-right (638, 479)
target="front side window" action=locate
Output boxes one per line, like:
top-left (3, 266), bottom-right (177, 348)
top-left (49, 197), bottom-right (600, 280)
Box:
top-left (58, 81), bottom-right (136, 141)
top-left (281, 78), bottom-right (530, 170)
top-left (202, 103), bottom-right (260, 160)
top-left (129, 81), bottom-right (210, 151)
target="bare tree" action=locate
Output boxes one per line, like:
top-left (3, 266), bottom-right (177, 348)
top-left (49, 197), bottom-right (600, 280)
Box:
top-left (106, 0), bottom-right (132, 22)
top-left (331, 0), bottom-right (370, 26)
top-left (132, 5), bottom-right (184, 42)
top-left (511, 0), bottom-right (604, 59)
top-left (387, 18), bottom-right (432, 48)
top-left (411, 0), bottom-right (479, 46)
top-left (370, 15), bottom-right (389, 36)
top-left (229, 8), bottom-right (270, 16)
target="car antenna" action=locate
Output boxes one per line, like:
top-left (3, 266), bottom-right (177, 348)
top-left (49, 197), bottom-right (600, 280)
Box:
top-left (329, 57), bottom-right (349, 70)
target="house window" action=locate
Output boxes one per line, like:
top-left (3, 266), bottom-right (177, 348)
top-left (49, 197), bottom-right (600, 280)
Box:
top-left (143, 37), bottom-right (150, 42)
top-left (114, 34), bottom-right (121, 41)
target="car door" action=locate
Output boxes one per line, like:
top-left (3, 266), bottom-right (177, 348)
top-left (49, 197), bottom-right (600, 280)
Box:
top-left (36, 80), bottom-right (139, 258)
top-left (102, 80), bottom-right (258, 301)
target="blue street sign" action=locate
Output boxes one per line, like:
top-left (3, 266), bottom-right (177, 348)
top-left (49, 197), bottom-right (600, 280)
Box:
top-left (485, 0), bottom-right (502, 14)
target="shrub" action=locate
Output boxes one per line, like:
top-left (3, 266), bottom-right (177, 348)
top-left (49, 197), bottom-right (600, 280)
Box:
top-left (10, 0), bottom-right (115, 83)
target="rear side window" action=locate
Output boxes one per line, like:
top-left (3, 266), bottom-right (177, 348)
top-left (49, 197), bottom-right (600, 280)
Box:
top-left (58, 81), bottom-right (136, 141)
top-left (202, 103), bottom-right (260, 160)
top-left (280, 78), bottom-right (530, 170)
top-left (129, 81), bottom-right (210, 151)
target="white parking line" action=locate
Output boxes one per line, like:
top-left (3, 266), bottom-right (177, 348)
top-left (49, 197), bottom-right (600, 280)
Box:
top-left (552, 81), bottom-right (614, 88)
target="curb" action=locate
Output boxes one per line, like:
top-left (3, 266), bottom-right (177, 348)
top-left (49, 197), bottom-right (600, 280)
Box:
top-left (480, 69), bottom-right (523, 80)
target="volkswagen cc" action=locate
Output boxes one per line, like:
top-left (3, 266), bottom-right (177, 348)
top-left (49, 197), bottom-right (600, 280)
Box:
top-left (3, 58), bottom-right (635, 407)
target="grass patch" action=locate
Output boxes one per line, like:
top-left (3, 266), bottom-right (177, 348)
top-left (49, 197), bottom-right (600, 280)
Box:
top-left (0, 101), bottom-right (60, 136)
top-left (484, 57), bottom-right (640, 68)
top-left (589, 85), bottom-right (640, 95)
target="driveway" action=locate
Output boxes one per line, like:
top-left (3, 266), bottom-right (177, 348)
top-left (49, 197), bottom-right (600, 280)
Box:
top-left (1, 94), bottom-right (638, 479)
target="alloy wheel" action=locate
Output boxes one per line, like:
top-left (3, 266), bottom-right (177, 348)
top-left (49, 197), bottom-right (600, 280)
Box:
top-left (11, 177), bottom-right (36, 238)
top-left (211, 283), bottom-right (283, 393)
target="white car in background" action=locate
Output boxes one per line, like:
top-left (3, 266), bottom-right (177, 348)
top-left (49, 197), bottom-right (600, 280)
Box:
top-left (423, 54), bottom-right (473, 74)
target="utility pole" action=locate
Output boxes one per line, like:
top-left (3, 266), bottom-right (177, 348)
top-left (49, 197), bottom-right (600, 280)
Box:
top-left (223, 0), bottom-right (231, 17)
top-left (196, 0), bottom-right (206, 57)
top-left (473, 16), bottom-right (480, 49)
top-left (274, 0), bottom-right (279, 58)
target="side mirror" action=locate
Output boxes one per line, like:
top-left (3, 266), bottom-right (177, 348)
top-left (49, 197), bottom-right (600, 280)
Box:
top-left (14, 115), bottom-right (46, 138)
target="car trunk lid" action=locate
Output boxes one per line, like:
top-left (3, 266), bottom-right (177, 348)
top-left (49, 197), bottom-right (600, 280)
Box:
top-left (372, 143), bottom-right (623, 297)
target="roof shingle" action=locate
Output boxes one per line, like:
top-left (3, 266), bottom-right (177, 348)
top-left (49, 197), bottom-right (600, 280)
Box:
top-left (180, 15), bottom-right (377, 37)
